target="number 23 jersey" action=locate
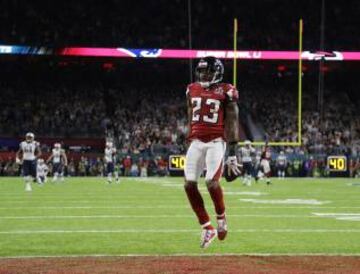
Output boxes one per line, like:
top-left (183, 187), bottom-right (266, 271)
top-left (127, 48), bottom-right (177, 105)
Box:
top-left (187, 82), bottom-right (239, 142)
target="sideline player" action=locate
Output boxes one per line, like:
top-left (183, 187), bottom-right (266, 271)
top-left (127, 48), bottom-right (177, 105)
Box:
top-left (16, 132), bottom-right (41, 191)
top-left (36, 159), bottom-right (49, 185)
top-left (184, 56), bottom-right (241, 248)
top-left (104, 141), bottom-right (119, 183)
top-left (276, 151), bottom-right (287, 179)
top-left (256, 143), bottom-right (272, 185)
top-left (239, 140), bottom-right (256, 186)
top-left (47, 143), bottom-right (67, 182)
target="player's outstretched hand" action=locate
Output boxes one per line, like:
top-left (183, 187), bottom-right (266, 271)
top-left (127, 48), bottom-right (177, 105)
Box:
top-left (226, 156), bottom-right (241, 175)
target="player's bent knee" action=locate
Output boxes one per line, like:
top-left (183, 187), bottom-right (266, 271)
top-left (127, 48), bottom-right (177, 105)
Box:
top-left (205, 180), bottom-right (219, 188)
top-left (184, 180), bottom-right (197, 189)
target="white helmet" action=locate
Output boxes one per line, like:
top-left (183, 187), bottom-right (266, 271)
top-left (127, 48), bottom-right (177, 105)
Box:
top-left (38, 159), bottom-right (44, 164)
top-left (25, 132), bottom-right (35, 142)
top-left (244, 140), bottom-right (251, 146)
top-left (106, 141), bottom-right (113, 148)
top-left (54, 143), bottom-right (61, 149)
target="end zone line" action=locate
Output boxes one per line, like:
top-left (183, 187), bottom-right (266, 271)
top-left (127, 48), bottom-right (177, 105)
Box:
top-left (1, 253), bottom-right (360, 259)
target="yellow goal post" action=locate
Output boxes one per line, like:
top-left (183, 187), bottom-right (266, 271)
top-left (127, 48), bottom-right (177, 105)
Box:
top-left (234, 19), bottom-right (303, 147)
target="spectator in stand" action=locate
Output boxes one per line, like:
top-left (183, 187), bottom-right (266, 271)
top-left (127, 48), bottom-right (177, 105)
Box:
top-left (155, 156), bottom-right (168, 177)
top-left (138, 157), bottom-right (148, 177)
top-left (304, 157), bottom-right (315, 177)
top-left (130, 162), bottom-right (139, 177)
top-left (123, 156), bottom-right (132, 177)
top-left (68, 159), bottom-right (76, 176)
top-left (78, 157), bottom-right (86, 176)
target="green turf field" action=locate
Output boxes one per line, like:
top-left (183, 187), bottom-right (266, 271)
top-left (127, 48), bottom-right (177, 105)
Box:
top-left (1, 177), bottom-right (360, 257)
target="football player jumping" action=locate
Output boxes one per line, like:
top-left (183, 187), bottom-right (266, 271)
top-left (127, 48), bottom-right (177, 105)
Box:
top-left (184, 56), bottom-right (241, 248)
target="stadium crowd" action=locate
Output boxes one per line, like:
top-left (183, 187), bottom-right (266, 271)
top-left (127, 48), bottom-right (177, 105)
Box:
top-left (0, 83), bottom-right (106, 138)
top-left (0, 0), bottom-right (359, 50)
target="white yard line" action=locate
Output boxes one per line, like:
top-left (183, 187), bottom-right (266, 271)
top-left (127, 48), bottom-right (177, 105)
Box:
top-left (0, 214), bottom-right (317, 219)
top-left (1, 229), bottom-right (360, 234)
top-left (2, 206), bottom-right (360, 209)
top-left (0, 206), bottom-right (190, 209)
top-left (313, 212), bottom-right (360, 221)
top-left (313, 213), bottom-right (360, 216)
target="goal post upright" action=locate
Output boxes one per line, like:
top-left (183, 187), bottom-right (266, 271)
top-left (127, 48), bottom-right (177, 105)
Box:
top-left (233, 18), bottom-right (238, 89)
top-left (238, 19), bottom-right (303, 147)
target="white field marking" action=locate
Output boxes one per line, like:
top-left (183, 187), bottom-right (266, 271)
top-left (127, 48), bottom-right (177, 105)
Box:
top-left (2, 253), bottom-right (360, 259)
top-left (136, 179), bottom-right (182, 185)
top-left (0, 206), bottom-right (191, 209)
top-left (2, 206), bottom-right (360, 209)
top-left (224, 191), bottom-right (267, 196)
top-left (240, 199), bottom-right (331, 205)
top-left (335, 217), bottom-right (360, 221)
top-left (4, 199), bottom-right (359, 204)
top-left (313, 213), bottom-right (360, 216)
top-left (0, 198), bottom-right (189, 203)
top-left (160, 184), bottom-right (183, 188)
top-left (313, 213), bottom-right (360, 221)
top-left (136, 178), bottom-right (215, 191)
top-left (0, 214), bottom-right (317, 219)
top-left (0, 201), bottom-right (105, 204)
top-left (1, 229), bottom-right (360, 234)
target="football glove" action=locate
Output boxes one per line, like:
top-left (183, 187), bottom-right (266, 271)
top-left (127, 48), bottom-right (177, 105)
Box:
top-left (224, 156), bottom-right (242, 182)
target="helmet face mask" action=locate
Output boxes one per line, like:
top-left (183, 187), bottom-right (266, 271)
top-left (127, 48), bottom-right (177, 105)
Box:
top-left (25, 132), bottom-right (34, 143)
top-left (197, 67), bottom-right (214, 84)
top-left (195, 56), bottom-right (224, 87)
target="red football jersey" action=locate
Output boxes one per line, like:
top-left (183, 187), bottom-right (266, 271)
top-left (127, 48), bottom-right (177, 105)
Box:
top-left (187, 82), bottom-right (239, 142)
top-left (261, 148), bottom-right (271, 160)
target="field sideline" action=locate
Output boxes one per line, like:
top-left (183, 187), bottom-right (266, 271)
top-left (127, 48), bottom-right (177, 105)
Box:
top-left (1, 177), bottom-right (360, 273)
